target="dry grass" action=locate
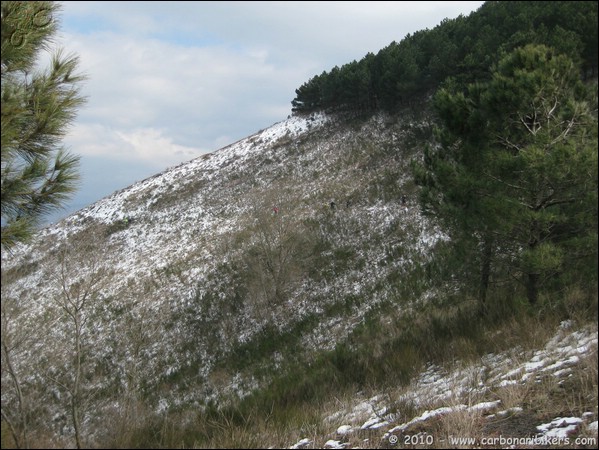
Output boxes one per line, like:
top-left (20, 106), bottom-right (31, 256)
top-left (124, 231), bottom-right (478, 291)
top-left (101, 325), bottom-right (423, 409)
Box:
top-left (436, 408), bottom-right (486, 449)
top-left (190, 403), bottom-right (332, 449)
top-left (291, 308), bottom-right (598, 450)
top-left (92, 317), bottom-right (596, 449)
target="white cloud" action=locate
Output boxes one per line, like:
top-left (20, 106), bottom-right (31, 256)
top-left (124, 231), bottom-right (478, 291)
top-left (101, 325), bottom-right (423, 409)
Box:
top-left (66, 123), bottom-right (207, 168)
top-left (115, 128), bottom-right (205, 166)
top-left (58, 1), bottom-right (485, 155)
top-left (61, 29), bottom-right (300, 148)
top-left (49, 1), bottom-right (485, 219)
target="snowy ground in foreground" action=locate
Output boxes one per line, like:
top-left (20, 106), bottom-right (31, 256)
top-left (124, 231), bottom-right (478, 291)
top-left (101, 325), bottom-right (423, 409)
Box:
top-left (290, 320), bottom-right (598, 449)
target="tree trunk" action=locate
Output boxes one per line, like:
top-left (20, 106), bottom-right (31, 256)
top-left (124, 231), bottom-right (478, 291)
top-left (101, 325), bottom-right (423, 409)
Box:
top-left (1, 334), bottom-right (29, 449)
top-left (72, 316), bottom-right (83, 449)
top-left (479, 236), bottom-right (493, 309)
top-left (527, 272), bottom-right (539, 305)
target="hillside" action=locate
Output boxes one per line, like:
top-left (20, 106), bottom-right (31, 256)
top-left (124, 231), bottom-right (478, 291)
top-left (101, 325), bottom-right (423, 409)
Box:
top-left (3, 105), bottom-right (597, 448)
top-left (2, 109), bottom-right (443, 445)
top-left (2, 1), bottom-right (597, 447)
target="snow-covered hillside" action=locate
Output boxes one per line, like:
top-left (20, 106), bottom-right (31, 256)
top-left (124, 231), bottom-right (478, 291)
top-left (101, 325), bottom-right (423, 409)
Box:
top-left (2, 110), bottom-right (444, 444)
top-left (4, 110), bottom-right (596, 449)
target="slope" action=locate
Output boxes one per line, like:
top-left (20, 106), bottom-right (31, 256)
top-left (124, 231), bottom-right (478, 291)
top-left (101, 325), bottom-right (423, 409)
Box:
top-left (1, 109), bottom-right (443, 446)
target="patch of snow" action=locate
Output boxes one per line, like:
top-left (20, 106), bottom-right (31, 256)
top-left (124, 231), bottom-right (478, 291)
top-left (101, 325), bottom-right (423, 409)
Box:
top-left (324, 439), bottom-right (347, 449)
top-left (488, 408), bottom-right (517, 420)
top-left (545, 355), bottom-right (579, 372)
top-left (388, 405), bottom-right (467, 434)
top-left (361, 417), bottom-right (388, 430)
top-left (289, 438), bottom-right (311, 449)
top-left (467, 400), bottom-right (501, 413)
top-left (498, 406), bottom-right (523, 417)
top-left (560, 319), bottom-right (573, 329)
top-left (336, 425), bottom-right (353, 435)
top-left (537, 417), bottom-right (583, 439)
top-left (524, 359), bottom-right (547, 372)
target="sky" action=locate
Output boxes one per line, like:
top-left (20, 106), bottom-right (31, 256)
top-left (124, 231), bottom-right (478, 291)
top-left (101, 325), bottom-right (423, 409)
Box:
top-left (46, 1), bottom-right (485, 223)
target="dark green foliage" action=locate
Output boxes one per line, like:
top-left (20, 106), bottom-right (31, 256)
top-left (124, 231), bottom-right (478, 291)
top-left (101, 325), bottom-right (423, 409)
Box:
top-left (291, 1), bottom-right (598, 114)
top-left (1, 1), bottom-right (86, 249)
top-left (224, 319), bottom-right (317, 373)
top-left (415, 44), bottom-right (598, 306)
top-left (103, 217), bottom-right (132, 236)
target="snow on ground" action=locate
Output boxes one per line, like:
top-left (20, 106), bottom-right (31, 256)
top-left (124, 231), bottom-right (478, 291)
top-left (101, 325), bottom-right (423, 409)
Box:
top-left (3, 112), bottom-right (334, 306)
top-left (6, 110), bottom-right (595, 449)
top-left (537, 417), bottom-right (584, 439)
top-left (290, 321), bottom-right (598, 449)
top-left (4, 110), bottom-right (450, 440)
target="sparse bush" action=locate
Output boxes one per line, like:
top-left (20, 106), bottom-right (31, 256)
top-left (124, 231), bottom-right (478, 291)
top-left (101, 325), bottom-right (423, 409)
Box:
top-left (103, 217), bottom-right (132, 236)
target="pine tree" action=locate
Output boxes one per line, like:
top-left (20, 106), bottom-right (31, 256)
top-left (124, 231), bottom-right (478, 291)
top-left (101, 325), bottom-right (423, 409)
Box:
top-left (1, 1), bottom-right (86, 250)
top-left (416, 44), bottom-right (597, 306)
